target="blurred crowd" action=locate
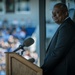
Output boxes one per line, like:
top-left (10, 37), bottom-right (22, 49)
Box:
top-left (0, 18), bottom-right (39, 71)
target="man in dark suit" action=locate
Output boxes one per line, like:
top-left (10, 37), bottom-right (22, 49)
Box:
top-left (41, 3), bottom-right (75, 75)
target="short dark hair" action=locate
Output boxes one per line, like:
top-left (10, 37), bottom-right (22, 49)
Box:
top-left (54, 3), bottom-right (68, 12)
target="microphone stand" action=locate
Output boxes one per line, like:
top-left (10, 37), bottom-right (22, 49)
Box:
top-left (21, 47), bottom-right (26, 56)
top-left (13, 45), bottom-right (26, 56)
top-left (13, 45), bottom-right (23, 52)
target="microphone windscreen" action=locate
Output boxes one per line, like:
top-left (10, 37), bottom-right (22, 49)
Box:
top-left (23, 37), bottom-right (34, 47)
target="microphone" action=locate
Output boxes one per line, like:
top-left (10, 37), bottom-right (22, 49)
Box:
top-left (28, 58), bottom-right (35, 63)
top-left (23, 37), bottom-right (34, 47)
top-left (13, 37), bottom-right (34, 52)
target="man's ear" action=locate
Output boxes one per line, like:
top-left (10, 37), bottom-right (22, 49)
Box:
top-left (65, 11), bottom-right (69, 17)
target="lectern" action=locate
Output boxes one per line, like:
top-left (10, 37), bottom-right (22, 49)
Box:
top-left (5, 52), bottom-right (43, 75)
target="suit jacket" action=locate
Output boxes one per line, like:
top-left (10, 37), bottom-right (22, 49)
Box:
top-left (41, 17), bottom-right (75, 75)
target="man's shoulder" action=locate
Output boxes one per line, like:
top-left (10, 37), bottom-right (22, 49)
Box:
top-left (58, 17), bottom-right (75, 30)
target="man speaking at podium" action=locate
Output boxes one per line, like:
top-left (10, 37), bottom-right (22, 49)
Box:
top-left (41, 3), bottom-right (75, 75)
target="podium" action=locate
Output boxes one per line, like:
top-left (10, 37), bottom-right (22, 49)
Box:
top-left (5, 52), bottom-right (43, 75)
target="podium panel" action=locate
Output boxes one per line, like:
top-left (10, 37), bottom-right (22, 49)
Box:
top-left (5, 52), bottom-right (43, 75)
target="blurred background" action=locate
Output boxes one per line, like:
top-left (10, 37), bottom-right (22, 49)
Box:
top-left (0, 0), bottom-right (75, 75)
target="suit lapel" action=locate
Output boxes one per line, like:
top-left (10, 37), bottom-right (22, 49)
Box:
top-left (46, 27), bottom-right (59, 53)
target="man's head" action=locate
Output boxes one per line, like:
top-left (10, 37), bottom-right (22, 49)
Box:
top-left (52, 3), bottom-right (69, 24)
